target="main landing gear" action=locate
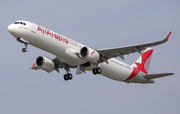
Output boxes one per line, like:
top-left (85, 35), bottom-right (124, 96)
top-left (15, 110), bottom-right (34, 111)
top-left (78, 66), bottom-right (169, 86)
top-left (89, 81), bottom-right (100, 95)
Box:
top-left (92, 67), bottom-right (102, 75)
top-left (63, 64), bottom-right (73, 81)
top-left (63, 67), bottom-right (101, 81)
top-left (64, 73), bottom-right (73, 81)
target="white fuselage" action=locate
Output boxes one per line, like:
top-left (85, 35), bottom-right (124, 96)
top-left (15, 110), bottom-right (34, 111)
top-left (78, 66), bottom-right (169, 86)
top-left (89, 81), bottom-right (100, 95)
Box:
top-left (8, 20), bottom-right (153, 83)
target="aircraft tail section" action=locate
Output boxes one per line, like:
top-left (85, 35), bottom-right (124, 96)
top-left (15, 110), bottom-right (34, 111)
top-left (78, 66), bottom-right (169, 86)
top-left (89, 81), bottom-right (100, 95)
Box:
top-left (131, 47), bottom-right (153, 74)
top-left (126, 48), bottom-right (174, 83)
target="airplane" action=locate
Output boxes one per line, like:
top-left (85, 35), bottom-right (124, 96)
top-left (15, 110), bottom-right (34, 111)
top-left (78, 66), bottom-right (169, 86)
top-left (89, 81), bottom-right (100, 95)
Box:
top-left (8, 20), bottom-right (174, 83)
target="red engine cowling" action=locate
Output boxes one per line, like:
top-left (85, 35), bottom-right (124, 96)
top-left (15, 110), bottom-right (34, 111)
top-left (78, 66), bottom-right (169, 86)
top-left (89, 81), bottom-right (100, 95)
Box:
top-left (79, 47), bottom-right (100, 63)
top-left (31, 56), bottom-right (55, 73)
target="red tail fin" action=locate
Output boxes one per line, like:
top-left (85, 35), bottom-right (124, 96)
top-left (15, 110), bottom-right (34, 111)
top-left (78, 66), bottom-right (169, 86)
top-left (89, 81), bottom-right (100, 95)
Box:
top-left (132, 47), bottom-right (153, 74)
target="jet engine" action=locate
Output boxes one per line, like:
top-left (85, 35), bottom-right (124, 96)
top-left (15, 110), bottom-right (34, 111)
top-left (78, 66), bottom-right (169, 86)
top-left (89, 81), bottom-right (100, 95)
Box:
top-left (31, 56), bottom-right (55, 73)
top-left (79, 47), bottom-right (100, 63)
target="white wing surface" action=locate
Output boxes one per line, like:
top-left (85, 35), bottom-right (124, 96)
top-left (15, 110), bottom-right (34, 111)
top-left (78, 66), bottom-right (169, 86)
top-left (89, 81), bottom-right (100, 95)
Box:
top-left (97, 32), bottom-right (171, 62)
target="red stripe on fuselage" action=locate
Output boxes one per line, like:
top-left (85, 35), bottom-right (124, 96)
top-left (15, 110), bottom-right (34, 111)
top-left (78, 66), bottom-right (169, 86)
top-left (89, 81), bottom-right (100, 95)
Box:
top-left (125, 68), bottom-right (139, 81)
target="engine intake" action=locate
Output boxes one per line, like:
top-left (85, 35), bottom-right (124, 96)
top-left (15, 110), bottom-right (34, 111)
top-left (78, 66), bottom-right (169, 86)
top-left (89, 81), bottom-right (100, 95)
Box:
top-left (36, 56), bottom-right (44, 66)
top-left (32, 56), bottom-right (55, 73)
top-left (80, 47), bottom-right (88, 58)
top-left (79, 47), bottom-right (100, 63)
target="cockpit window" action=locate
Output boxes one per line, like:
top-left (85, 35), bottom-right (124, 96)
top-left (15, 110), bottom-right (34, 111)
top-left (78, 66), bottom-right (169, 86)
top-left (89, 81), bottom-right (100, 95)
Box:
top-left (14, 22), bottom-right (20, 24)
top-left (14, 22), bottom-right (26, 26)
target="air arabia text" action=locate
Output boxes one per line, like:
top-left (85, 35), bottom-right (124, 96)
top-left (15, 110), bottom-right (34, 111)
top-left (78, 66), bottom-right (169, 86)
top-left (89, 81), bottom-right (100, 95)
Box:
top-left (37, 26), bottom-right (69, 44)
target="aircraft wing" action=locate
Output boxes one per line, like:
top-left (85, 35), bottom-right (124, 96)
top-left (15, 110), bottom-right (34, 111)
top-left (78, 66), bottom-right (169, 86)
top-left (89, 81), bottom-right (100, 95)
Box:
top-left (143, 73), bottom-right (174, 79)
top-left (97, 32), bottom-right (171, 62)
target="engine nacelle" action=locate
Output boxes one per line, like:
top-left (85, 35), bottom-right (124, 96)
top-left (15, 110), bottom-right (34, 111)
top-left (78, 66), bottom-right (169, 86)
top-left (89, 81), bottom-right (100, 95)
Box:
top-left (64, 48), bottom-right (87, 64)
top-left (31, 56), bottom-right (55, 73)
top-left (79, 47), bottom-right (100, 63)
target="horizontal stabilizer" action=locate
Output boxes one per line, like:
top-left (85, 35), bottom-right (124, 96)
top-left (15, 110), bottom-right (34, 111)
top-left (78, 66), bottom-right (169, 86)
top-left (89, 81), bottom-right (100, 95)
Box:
top-left (143, 73), bottom-right (174, 79)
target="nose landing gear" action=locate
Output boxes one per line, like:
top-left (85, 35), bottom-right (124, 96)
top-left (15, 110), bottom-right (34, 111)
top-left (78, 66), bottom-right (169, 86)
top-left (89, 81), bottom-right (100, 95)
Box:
top-left (22, 43), bottom-right (28, 52)
top-left (16, 38), bottom-right (29, 53)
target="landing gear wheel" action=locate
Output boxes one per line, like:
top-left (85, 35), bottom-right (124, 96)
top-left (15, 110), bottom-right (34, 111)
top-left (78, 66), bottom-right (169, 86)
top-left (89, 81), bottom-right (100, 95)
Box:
top-left (92, 68), bottom-right (102, 75)
top-left (67, 73), bottom-right (73, 80)
top-left (93, 68), bottom-right (97, 75)
top-left (64, 74), bottom-right (68, 81)
top-left (64, 73), bottom-right (73, 81)
top-left (96, 68), bottom-right (102, 74)
top-left (22, 48), bottom-right (28, 52)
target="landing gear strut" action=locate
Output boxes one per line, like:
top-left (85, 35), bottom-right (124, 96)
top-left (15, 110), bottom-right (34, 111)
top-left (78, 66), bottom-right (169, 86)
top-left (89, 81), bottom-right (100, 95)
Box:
top-left (92, 67), bottom-right (102, 75)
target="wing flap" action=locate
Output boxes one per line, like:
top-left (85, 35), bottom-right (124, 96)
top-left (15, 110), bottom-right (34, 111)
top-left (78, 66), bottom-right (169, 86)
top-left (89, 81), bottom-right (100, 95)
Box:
top-left (143, 73), bottom-right (174, 79)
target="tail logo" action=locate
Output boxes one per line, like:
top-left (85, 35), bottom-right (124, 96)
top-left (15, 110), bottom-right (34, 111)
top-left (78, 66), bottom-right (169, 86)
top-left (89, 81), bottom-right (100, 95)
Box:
top-left (134, 49), bottom-right (153, 74)
top-left (125, 49), bottom-right (153, 81)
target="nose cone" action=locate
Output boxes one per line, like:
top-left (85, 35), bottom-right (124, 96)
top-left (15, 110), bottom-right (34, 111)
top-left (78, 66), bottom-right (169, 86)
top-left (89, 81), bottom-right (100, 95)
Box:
top-left (8, 24), bottom-right (19, 38)
top-left (8, 24), bottom-right (15, 34)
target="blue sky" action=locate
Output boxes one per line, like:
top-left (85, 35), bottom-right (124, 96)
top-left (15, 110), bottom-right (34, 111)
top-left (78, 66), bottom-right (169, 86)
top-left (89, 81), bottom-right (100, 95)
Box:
top-left (1, 0), bottom-right (180, 114)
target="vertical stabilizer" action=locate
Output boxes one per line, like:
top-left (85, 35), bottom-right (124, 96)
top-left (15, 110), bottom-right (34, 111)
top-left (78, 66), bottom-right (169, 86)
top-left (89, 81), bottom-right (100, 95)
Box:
top-left (131, 47), bottom-right (153, 74)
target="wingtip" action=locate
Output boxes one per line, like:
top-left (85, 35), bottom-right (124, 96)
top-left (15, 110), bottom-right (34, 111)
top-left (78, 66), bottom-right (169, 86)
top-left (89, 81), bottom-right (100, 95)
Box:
top-left (165, 31), bottom-right (172, 41)
top-left (170, 72), bottom-right (175, 75)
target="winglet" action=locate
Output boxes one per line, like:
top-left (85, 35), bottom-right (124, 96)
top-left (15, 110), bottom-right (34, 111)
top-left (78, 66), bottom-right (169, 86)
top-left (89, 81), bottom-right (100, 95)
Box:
top-left (165, 31), bottom-right (172, 41)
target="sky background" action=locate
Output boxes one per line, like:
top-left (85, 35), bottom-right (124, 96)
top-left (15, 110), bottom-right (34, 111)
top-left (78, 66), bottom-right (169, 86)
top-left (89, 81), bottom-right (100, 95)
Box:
top-left (1, 0), bottom-right (180, 114)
